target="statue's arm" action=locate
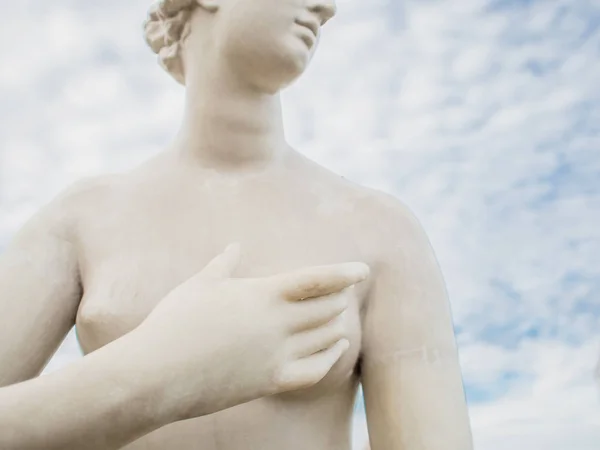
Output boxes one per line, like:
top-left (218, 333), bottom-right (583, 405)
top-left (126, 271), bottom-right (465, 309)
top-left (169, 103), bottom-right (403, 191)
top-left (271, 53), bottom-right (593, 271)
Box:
top-left (0, 183), bottom-right (85, 386)
top-left (360, 200), bottom-right (474, 449)
top-left (0, 178), bottom-right (170, 449)
top-left (0, 330), bottom-right (167, 450)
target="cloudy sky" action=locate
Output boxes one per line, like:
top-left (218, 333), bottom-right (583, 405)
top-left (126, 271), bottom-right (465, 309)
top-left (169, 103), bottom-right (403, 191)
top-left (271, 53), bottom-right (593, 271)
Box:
top-left (1, 0), bottom-right (599, 449)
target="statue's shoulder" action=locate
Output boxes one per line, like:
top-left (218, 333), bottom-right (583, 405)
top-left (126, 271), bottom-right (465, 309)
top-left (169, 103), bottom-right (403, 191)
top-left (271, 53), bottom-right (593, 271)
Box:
top-left (57, 153), bottom-right (166, 209)
top-left (55, 173), bottom-right (123, 212)
top-left (333, 178), bottom-right (427, 254)
top-left (10, 173), bottom-right (124, 246)
top-left (335, 177), bottom-right (415, 222)
top-left (301, 157), bottom-right (417, 225)
top-left (359, 186), bottom-right (413, 219)
top-left (47, 173), bottom-right (131, 235)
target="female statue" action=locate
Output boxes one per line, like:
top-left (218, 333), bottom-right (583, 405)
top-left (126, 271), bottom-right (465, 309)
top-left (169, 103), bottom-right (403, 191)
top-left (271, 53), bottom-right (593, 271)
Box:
top-left (0, 0), bottom-right (473, 448)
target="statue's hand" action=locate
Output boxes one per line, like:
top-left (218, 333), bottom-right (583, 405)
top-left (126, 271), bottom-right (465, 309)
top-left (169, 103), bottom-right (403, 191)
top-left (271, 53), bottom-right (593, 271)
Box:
top-left (130, 244), bottom-right (370, 422)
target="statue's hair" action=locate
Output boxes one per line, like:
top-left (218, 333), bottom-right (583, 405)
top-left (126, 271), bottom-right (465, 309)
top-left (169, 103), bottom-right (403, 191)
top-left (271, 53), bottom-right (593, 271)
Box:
top-left (143, 0), bottom-right (199, 85)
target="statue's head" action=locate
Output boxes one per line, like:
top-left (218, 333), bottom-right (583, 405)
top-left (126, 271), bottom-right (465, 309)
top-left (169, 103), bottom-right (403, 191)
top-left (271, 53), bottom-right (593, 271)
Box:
top-left (143, 0), bottom-right (337, 92)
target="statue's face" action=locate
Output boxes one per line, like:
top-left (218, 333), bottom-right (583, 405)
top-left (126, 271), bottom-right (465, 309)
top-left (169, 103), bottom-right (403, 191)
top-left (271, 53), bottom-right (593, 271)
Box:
top-left (207, 0), bottom-right (337, 91)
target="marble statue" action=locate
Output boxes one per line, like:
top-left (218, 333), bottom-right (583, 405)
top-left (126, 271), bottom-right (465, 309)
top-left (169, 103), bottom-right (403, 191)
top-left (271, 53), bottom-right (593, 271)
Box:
top-left (0, 0), bottom-right (474, 448)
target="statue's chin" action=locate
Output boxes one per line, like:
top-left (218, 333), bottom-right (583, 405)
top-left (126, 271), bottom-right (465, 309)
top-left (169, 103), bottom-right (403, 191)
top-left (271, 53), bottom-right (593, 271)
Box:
top-left (171, 34), bottom-right (314, 93)
top-left (228, 48), bottom-right (311, 94)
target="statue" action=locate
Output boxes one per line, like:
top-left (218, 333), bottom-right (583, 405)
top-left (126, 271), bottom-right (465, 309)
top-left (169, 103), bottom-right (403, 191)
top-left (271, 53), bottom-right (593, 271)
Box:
top-left (0, 0), bottom-right (474, 448)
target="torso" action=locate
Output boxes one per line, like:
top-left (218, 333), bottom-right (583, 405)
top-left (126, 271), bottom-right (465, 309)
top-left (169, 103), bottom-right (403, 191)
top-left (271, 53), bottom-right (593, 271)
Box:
top-left (72, 150), bottom-right (381, 450)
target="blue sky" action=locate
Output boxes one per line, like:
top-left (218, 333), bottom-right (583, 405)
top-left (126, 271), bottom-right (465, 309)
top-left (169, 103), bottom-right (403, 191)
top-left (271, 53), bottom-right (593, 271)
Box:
top-left (1, 0), bottom-right (599, 449)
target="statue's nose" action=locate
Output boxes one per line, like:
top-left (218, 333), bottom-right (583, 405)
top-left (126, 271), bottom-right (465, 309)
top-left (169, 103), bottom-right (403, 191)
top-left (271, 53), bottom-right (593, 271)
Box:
top-left (307, 0), bottom-right (337, 25)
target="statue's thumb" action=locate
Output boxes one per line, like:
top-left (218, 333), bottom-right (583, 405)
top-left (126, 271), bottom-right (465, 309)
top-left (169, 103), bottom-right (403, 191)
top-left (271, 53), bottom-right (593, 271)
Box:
top-left (198, 243), bottom-right (241, 279)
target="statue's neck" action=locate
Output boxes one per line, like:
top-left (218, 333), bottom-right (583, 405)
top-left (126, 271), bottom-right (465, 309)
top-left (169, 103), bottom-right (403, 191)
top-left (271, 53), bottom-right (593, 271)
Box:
top-left (171, 73), bottom-right (290, 172)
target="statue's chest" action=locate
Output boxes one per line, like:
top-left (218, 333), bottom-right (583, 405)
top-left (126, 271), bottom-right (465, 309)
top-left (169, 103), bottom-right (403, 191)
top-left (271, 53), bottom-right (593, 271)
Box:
top-left (74, 197), bottom-right (367, 389)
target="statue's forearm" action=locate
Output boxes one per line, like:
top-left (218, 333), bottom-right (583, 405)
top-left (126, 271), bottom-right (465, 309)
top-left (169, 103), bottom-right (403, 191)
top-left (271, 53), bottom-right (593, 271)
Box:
top-left (0, 331), bottom-right (169, 450)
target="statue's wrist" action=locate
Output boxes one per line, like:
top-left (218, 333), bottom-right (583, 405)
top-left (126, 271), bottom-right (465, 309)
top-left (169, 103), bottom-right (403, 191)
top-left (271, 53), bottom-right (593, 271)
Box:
top-left (112, 329), bottom-right (181, 429)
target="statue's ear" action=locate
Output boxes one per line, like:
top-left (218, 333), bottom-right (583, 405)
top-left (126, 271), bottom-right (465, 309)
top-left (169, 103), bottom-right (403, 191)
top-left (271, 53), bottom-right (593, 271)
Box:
top-left (196, 0), bottom-right (219, 12)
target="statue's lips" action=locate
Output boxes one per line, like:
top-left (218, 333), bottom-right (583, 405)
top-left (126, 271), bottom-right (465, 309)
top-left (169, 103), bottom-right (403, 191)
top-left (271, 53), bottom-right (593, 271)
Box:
top-left (295, 18), bottom-right (319, 38)
top-left (294, 22), bottom-right (318, 48)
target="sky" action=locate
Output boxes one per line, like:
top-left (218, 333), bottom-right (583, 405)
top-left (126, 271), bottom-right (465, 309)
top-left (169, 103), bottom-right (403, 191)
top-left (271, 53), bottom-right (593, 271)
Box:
top-left (1, 0), bottom-right (599, 449)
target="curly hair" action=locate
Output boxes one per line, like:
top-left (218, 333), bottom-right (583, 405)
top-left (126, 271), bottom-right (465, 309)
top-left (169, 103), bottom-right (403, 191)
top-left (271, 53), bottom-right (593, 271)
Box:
top-left (143, 0), bottom-right (199, 85)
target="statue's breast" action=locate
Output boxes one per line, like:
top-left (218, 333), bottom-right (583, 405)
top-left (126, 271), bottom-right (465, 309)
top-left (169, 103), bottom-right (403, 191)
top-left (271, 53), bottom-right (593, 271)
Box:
top-left (74, 173), bottom-right (371, 394)
top-left (75, 251), bottom-right (183, 354)
top-left (75, 241), bottom-right (366, 394)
